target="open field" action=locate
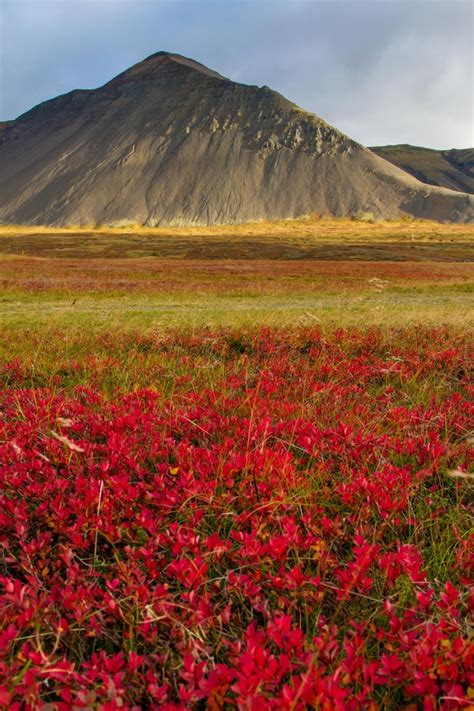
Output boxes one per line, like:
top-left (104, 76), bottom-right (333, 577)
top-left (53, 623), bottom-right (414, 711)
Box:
top-left (1, 257), bottom-right (473, 332)
top-left (1, 238), bottom-right (473, 261)
top-left (1, 216), bottom-right (473, 331)
top-left (1, 220), bottom-right (473, 708)
top-left (1, 217), bottom-right (474, 260)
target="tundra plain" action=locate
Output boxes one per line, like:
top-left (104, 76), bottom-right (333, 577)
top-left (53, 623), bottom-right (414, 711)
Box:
top-left (0, 217), bottom-right (473, 709)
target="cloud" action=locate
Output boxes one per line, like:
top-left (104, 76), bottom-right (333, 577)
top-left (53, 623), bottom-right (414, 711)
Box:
top-left (0, 0), bottom-right (472, 148)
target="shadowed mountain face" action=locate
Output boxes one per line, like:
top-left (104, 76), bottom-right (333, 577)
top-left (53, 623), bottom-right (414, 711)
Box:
top-left (0, 51), bottom-right (473, 225)
top-left (371, 145), bottom-right (474, 195)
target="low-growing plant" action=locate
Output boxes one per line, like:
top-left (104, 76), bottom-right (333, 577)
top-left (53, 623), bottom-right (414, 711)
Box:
top-left (0, 326), bottom-right (472, 709)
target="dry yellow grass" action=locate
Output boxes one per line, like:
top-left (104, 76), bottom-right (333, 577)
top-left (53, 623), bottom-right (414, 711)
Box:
top-left (1, 215), bottom-right (473, 242)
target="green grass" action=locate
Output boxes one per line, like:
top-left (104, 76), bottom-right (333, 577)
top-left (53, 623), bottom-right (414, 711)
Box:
top-left (1, 287), bottom-right (473, 334)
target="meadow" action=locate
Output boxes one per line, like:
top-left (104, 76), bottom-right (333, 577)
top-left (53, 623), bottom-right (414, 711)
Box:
top-left (0, 218), bottom-right (473, 709)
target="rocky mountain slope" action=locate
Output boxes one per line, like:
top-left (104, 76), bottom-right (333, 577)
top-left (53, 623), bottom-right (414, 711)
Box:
top-left (371, 144), bottom-right (474, 194)
top-left (0, 52), bottom-right (472, 225)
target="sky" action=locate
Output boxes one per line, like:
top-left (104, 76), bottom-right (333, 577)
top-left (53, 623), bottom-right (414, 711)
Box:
top-left (0, 0), bottom-right (472, 149)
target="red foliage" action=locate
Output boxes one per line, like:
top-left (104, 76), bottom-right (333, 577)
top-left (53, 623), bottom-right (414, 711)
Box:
top-left (0, 328), bottom-right (473, 708)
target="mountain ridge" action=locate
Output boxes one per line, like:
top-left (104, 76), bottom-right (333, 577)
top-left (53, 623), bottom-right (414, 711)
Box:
top-left (370, 144), bottom-right (474, 195)
top-left (0, 52), bottom-right (472, 225)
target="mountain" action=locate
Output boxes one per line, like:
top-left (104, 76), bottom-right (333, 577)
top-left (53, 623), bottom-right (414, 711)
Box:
top-left (370, 144), bottom-right (474, 195)
top-left (0, 51), bottom-right (473, 225)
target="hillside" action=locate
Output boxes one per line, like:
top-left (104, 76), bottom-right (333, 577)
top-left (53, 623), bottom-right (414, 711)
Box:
top-left (370, 144), bottom-right (474, 194)
top-left (0, 51), bottom-right (473, 225)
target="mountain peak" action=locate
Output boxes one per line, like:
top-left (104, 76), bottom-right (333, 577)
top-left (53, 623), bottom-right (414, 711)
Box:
top-left (1, 51), bottom-right (472, 226)
top-left (108, 51), bottom-right (228, 86)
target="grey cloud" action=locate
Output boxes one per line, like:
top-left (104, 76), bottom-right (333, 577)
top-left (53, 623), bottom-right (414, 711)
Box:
top-left (0, 0), bottom-right (472, 148)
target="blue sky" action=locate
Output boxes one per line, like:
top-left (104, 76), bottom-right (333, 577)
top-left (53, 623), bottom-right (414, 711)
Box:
top-left (1, 0), bottom-right (472, 148)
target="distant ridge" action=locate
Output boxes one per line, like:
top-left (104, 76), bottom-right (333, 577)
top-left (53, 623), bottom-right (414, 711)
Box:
top-left (0, 51), bottom-right (472, 225)
top-left (371, 144), bottom-right (474, 195)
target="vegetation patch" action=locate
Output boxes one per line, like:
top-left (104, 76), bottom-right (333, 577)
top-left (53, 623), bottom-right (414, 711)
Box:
top-left (0, 327), bottom-right (473, 708)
